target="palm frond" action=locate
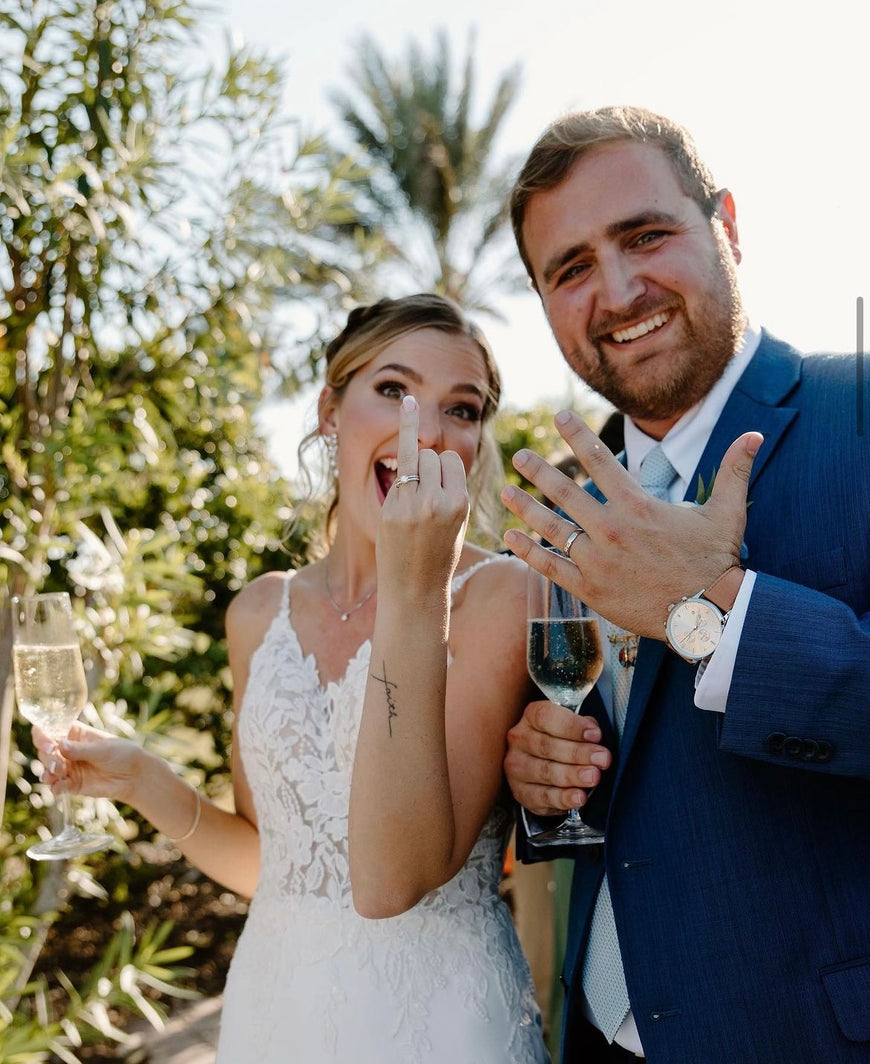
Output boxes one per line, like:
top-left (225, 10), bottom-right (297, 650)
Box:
top-left (329, 27), bottom-right (522, 312)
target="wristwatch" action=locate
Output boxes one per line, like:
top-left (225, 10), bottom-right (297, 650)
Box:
top-left (664, 565), bottom-right (744, 663)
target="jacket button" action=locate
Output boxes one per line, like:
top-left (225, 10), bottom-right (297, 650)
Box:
top-left (766, 732), bottom-right (786, 754)
top-left (815, 740), bottom-right (834, 763)
top-left (783, 736), bottom-right (804, 759)
top-left (801, 739), bottom-right (820, 761)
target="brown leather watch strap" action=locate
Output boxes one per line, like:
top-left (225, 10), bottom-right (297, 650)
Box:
top-left (703, 565), bottom-right (745, 613)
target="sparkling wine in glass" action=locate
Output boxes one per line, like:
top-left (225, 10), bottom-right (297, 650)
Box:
top-left (11, 592), bottom-right (113, 860)
top-left (526, 553), bottom-right (605, 846)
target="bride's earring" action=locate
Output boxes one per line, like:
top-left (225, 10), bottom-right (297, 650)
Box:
top-left (324, 433), bottom-right (339, 481)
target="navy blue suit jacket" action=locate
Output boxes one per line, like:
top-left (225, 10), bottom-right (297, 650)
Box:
top-left (519, 333), bottom-right (870, 1063)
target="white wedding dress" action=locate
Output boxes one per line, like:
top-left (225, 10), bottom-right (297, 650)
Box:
top-left (215, 562), bottom-right (549, 1063)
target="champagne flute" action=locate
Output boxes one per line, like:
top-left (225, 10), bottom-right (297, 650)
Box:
top-left (526, 551), bottom-right (605, 846)
top-left (11, 592), bottom-right (113, 860)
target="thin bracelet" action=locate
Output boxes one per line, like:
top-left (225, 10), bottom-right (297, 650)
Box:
top-left (168, 784), bottom-right (202, 844)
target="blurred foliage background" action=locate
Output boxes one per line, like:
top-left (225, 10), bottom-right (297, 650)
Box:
top-left (0, 0), bottom-right (602, 1058)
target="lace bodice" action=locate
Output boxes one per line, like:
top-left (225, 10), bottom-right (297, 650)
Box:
top-left (240, 560), bottom-right (512, 911)
top-left (215, 558), bottom-right (549, 1063)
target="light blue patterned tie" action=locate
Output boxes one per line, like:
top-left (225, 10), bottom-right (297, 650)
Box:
top-left (638, 444), bottom-right (679, 502)
top-left (582, 445), bottom-right (677, 1043)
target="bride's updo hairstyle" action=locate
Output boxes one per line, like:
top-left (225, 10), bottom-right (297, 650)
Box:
top-left (297, 293), bottom-right (503, 546)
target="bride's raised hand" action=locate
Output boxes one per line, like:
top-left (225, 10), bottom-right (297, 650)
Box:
top-left (377, 394), bottom-right (469, 596)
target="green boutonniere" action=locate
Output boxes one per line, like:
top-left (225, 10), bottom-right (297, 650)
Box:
top-left (694, 468), bottom-right (753, 508)
top-left (692, 466), bottom-right (751, 563)
top-left (694, 470), bottom-right (717, 505)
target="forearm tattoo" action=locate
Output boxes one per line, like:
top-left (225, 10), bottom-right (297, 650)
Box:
top-left (371, 661), bottom-right (398, 737)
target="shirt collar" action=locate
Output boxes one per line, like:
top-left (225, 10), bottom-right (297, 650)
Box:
top-left (623, 324), bottom-right (761, 499)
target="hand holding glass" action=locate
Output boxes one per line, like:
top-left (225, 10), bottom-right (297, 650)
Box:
top-left (11, 593), bottom-right (113, 860)
top-left (526, 553), bottom-right (605, 846)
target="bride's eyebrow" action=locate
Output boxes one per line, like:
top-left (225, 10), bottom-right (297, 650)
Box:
top-left (375, 362), bottom-right (423, 383)
top-left (375, 363), bottom-right (485, 400)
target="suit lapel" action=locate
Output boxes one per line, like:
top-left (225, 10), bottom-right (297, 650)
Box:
top-left (689, 331), bottom-right (802, 503)
top-left (618, 638), bottom-right (668, 760)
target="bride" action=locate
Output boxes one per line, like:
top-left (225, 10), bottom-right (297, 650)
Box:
top-left (36, 294), bottom-right (550, 1063)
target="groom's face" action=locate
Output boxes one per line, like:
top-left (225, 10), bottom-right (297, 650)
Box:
top-left (521, 140), bottom-right (745, 438)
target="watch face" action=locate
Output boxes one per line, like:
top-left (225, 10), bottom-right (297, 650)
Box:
top-left (666, 599), bottom-right (724, 661)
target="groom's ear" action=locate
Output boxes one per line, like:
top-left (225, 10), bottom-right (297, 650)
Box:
top-left (715, 189), bottom-right (741, 265)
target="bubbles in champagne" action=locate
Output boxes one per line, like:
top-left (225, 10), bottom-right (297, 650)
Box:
top-left (527, 618), bottom-right (603, 710)
top-left (12, 643), bottom-right (87, 738)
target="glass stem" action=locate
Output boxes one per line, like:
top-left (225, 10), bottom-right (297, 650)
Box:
top-left (567, 703), bottom-right (584, 821)
top-left (59, 790), bottom-right (77, 837)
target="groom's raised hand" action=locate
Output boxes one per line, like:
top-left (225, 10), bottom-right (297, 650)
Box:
top-left (501, 411), bottom-right (762, 639)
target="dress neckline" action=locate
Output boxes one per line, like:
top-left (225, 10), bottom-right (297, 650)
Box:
top-left (280, 555), bottom-right (503, 692)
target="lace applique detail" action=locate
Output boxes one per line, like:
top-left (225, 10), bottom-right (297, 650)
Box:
top-left (219, 561), bottom-right (548, 1063)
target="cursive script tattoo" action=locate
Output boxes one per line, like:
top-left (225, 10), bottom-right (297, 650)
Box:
top-left (371, 661), bottom-right (399, 737)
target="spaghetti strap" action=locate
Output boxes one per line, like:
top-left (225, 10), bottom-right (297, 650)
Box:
top-left (450, 554), bottom-right (507, 597)
top-left (281, 570), bottom-right (295, 614)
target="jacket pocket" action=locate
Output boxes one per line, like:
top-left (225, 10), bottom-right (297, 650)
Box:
top-left (820, 956), bottom-right (870, 1042)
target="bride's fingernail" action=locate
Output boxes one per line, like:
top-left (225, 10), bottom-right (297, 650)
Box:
top-left (402, 395), bottom-right (416, 412)
top-left (49, 758), bottom-right (57, 773)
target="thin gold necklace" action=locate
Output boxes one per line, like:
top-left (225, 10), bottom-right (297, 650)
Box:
top-left (324, 556), bottom-right (377, 622)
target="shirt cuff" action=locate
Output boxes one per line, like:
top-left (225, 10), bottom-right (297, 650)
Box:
top-left (521, 805), bottom-right (551, 840)
top-left (694, 569), bottom-right (757, 713)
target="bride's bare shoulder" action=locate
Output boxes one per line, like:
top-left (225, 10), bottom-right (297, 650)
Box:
top-left (226, 570), bottom-right (291, 635)
top-left (456, 547), bottom-right (526, 610)
top-left (461, 544), bottom-right (525, 579)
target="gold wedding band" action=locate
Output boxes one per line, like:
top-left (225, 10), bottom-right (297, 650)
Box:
top-left (563, 527), bottom-right (584, 556)
top-left (394, 474), bottom-right (421, 487)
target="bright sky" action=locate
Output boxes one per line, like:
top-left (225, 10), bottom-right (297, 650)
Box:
top-left (216, 0), bottom-right (868, 476)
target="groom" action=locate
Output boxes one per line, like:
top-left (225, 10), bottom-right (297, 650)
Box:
top-left (501, 105), bottom-right (870, 1063)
